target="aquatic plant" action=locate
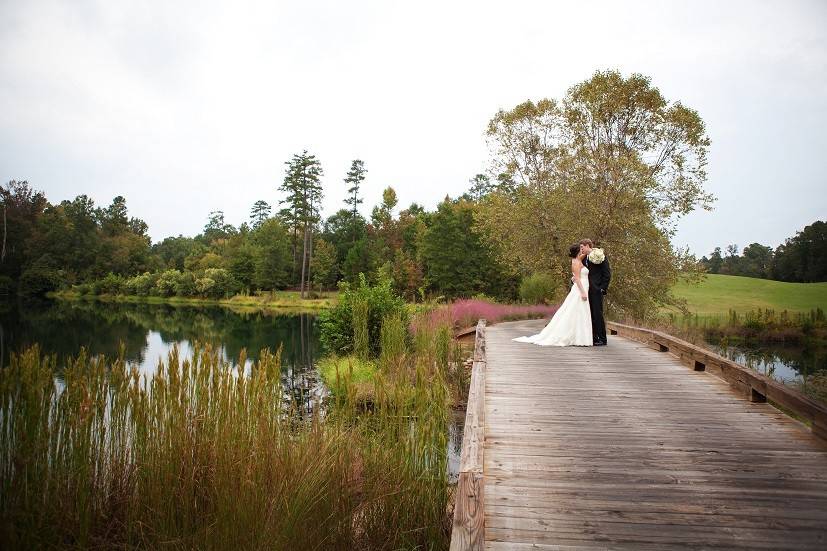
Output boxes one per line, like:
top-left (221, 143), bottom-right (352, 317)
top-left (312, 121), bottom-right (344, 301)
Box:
top-left (0, 339), bottom-right (451, 549)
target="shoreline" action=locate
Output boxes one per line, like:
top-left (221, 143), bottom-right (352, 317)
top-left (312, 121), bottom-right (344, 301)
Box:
top-left (48, 290), bottom-right (338, 313)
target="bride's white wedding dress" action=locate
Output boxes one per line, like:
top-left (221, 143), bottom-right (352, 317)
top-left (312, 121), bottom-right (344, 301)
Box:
top-left (514, 266), bottom-right (593, 346)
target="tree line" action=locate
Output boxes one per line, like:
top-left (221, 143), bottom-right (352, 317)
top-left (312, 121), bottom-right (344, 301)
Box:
top-left (3, 70), bottom-right (722, 318)
top-left (699, 220), bottom-right (827, 282)
top-left (1, 155), bottom-right (517, 301)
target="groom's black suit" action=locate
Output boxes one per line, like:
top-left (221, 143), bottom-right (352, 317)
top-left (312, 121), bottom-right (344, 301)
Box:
top-left (584, 254), bottom-right (611, 345)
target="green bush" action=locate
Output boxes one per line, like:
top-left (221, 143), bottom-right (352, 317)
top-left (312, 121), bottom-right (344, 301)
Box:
top-left (195, 276), bottom-right (216, 297)
top-left (519, 271), bottom-right (560, 304)
top-left (19, 256), bottom-right (62, 297)
top-left (174, 270), bottom-right (197, 296)
top-left (73, 282), bottom-right (93, 296)
top-left (126, 272), bottom-right (159, 296)
top-left (201, 268), bottom-right (241, 299)
top-left (320, 274), bottom-right (408, 357)
top-left (154, 269), bottom-right (182, 297)
top-left (94, 272), bottom-right (125, 295)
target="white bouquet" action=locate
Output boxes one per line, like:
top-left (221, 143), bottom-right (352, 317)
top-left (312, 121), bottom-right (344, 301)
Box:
top-left (588, 248), bottom-right (605, 264)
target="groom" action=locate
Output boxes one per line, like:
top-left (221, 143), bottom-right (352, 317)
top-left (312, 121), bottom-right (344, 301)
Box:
top-left (580, 239), bottom-right (611, 346)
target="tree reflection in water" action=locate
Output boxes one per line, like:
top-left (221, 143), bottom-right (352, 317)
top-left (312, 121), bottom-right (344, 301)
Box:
top-left (0, 299), bottom-right (324, 415)
top-left (710, 338), bottom-right (826, 384)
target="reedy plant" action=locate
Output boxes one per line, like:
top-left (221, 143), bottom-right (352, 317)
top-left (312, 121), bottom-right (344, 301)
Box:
top-left (1, 316), bottom-right (455, 549)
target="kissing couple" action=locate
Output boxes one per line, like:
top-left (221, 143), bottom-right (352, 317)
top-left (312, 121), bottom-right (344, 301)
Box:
top-left (514, 238), bottom-right (611, 347)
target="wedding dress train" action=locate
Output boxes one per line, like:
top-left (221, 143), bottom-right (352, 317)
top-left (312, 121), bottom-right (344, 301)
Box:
top-left (513, 266), bottom-right (593, 346)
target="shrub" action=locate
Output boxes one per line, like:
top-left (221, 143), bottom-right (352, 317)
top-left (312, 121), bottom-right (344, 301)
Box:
top-left (18, 256), bottom-right (62, 297)
top-left (174, 270), bottom-right (197, 297)
top-left (154, 269), bottom-right (182, 297)
top-left (94, 272), bottom-right (125, 295)
top-left (195, 277), bottom-right (216, 297)
top-left (202, 268), bottom-right (241, 299)
top-left (73, 282), bottom-right (93, 296)
top-left (127, 272), bottom-right (159, 296)
top-left (519, 271), bottom-right (560, 304)
top-left (320, 274), bottom-right (408, 357)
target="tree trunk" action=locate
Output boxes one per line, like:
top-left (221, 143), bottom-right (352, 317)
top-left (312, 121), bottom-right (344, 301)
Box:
top-left (307, 226), bottom-right (314, 296)
top-left (1, 203), bottom-right (6, 263)
top-left (300, 224), bottom-right (308, 298)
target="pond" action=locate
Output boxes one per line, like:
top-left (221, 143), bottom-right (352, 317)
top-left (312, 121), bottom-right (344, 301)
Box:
top-left (706, 338), bottom-right (827, 384)
top-left (1, 298), bottom-right (464, 480)
top-left (0, 298), bottom-right (326, 414)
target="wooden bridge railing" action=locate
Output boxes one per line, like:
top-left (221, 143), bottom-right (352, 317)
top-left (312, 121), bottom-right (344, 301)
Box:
top-left (450, 319), bottom-right (486, 551)
top-left (607, 321), bottom-right (827, 441)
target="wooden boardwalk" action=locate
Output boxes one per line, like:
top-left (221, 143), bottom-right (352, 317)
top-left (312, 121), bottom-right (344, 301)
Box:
top-left (479, 319), bottom-right (827, 550)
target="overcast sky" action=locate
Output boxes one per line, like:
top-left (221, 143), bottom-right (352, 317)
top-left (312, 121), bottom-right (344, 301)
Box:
top-left (1, 0), bottom-right (825, 256)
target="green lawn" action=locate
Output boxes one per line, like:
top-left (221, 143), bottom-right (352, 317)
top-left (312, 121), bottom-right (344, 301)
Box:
top-left (671, 274), bottom-right (827, 315)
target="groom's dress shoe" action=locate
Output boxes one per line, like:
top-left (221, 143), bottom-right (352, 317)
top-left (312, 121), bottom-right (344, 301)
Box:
top-left (594, 341), bottom-right (607, 346)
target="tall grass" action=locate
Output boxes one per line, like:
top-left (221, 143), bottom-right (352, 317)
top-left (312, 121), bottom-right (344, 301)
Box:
top-left (352, 294), bottom-right (371, 360)
top-left (651, 308), bottom-right (827, 345)
top-left (1, 332), bottom-right (454, 549)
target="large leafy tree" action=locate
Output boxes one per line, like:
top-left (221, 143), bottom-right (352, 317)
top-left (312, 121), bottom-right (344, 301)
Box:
top-left (740, 243), bottom-right (774, 279)
top-left (202, 210), bottom-right (237, 244)
top-left (153, 236), bottom-right (201, 271)
top-left (311, 237), bottom-right (337, 291)
top-left (251, 218), bottom-right (292, 290)
top-left (0, 181), bottom-right (48, 289)
top-left (772, 221), bottom-right (827, 282)
top-left (322, 208), bottom-right (367, 282)
top-left (371, 186), bottom-right (402, 265)
top-left (421, 198), bottom-right (516, 299)
top-left (478, 70), bottom-right (713, 318)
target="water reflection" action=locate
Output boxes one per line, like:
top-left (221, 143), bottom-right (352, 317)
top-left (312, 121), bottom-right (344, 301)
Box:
top-left (447, 409), bottom-right (465, 484)
top-left (0, 299), bottom-right (325, 414)
top-left (707, 339), bottom-right (827, 384)
top-left (2, 299), bottom-right (464, 479)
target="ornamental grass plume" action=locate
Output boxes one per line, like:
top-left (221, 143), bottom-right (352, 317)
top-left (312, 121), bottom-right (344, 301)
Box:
top-left (412, 298), bottom-right (558, 334)
top-left (0, 340), bottom-right (452, 549)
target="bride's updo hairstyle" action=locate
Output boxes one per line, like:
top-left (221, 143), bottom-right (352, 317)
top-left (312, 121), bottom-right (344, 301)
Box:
top-left (568, 243), bottom-right (581, 258)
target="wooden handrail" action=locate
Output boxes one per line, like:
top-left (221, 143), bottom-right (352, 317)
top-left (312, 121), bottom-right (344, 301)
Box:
top-left (607, 321), bottom-right (827, 441)
top-left (450, 319), bottom-right (486, 551)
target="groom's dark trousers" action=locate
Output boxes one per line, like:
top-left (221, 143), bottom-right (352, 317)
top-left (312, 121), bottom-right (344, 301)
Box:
top-left (588, 287), bottom-right (607, 344)
top-left (585, 256), bottom-right (611, 344)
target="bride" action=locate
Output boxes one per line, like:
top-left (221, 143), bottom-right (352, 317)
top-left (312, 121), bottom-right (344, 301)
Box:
top-left (514, 243), bottom-right (593, 346)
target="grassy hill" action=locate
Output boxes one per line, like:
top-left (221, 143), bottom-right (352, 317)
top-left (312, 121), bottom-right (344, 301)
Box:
top-left (671, 274), bottom-right (827, 315)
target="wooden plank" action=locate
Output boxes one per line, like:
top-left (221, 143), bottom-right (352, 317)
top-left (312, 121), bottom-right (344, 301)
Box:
top-left (482, 319), bottom-right (827, 549)
top-left (450, 319), bottom-right (487, 551)
top-left (607, 320), bottom-right (827, 438)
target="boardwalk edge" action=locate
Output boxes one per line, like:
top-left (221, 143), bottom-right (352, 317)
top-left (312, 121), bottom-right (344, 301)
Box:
top-left (450, 319), bottom-right (486, 551)
top-left (607, 320), bottom-right (827, 441)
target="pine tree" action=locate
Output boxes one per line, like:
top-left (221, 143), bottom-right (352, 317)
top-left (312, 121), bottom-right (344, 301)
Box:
top-left (343, 160), bottom-right (366, 245)
top-left (279, 151), bottom-right (324, 298)
top-left (249, 200), bottom-right (271, 228)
